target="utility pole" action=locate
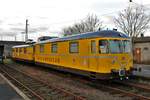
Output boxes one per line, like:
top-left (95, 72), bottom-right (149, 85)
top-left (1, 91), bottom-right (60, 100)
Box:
top-left (25, 19), bottom-right (29, 41)
top-left (14, 35), bottom-right (17, 41)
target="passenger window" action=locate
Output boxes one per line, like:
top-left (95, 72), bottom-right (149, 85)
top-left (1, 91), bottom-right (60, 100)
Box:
top-left (69, 42), bottom-right (78, 53)
top-left (99, 40), bottom-right (109, 53)
top-left (91, 40), bottom-right (96, 53)
top-left (40, 45), bottom-right (44, 53)
top-left (19, 48), bottom-right (22, 53)
top-left (24, 48), bottom-right (27, 54)
top-left (16, 48), bottom-right (18, 52)
top-left (51, 43), bottom-right (57, 53)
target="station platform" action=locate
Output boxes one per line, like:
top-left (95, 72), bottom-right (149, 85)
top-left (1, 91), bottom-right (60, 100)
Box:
top-left (133, 64), bottom-right (150, 78)
top-left (0, 73), bottom-right (29, 100)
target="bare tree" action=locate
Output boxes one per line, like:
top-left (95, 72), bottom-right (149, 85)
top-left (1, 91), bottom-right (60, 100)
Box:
top-left (62, 14), bottom-right (103, 36)
top-left (114, 6), bottom-right (150, 37)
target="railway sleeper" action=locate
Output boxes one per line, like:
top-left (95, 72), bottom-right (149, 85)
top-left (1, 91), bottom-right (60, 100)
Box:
top-left (50, 90), bottom-right (62, 95)
top-left (43, 92), bottom-right (60, 98)
top-left (51, 94), bottom-right (72, 100)
top-left (28, 84), bottom-right (45, 89)
top-left (90, 72), bottom-right (96, 79)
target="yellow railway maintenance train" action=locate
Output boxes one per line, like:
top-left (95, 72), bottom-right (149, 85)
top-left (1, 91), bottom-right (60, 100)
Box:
top-left (12, 30), bottom-right (133, 79)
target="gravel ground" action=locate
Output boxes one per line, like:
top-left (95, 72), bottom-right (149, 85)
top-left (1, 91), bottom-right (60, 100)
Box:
top-left (133, 78), bottom-right (150, 85)
top-left (5, 59), bottom-right (132, 100)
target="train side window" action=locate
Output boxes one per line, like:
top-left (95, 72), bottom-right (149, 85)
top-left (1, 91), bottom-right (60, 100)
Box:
top-left (19, 48), bottom-right (22, 53)
top-left (51, 43), bottom-right (57, 53)
top-left (40, 44), bottom-right (44, 53)
top-left (69, 42), bottom-right (79, 53)
top-left (91, 40), bottom-right (96, 53)
top-left (24, 48), bottom-right (27, 54)
top-left (16, 48), bottom-right (18, 52)
top-left (99, 40), bottom-right (109, 53)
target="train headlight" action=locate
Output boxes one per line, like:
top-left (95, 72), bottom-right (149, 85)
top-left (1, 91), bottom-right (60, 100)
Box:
top-left (119, 69), bottom-right (125, 76)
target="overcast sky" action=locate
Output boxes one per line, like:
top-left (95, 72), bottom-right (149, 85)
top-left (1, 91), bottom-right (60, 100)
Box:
top-left (0, 0), bottom-right (150, 41)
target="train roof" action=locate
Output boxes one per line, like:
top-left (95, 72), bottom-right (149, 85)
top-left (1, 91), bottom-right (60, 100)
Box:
top-left (37, 30), bottom-right (130, 44)
top-left (12, 44), bottom-right (32, 48)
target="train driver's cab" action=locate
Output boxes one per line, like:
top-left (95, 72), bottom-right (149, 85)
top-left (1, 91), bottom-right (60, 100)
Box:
top-left (99, 40), bottom-right (109, 54)
top-left (99, 39), bottom-right (131, 54)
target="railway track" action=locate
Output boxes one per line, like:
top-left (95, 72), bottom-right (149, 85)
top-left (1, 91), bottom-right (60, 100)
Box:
top-left (0, 64), bottom-right (85, 100)
top-left (113, 80), bottom-right (150, 92)
top-left (3, 62), bottom-right (150, 100)
top-left (133, 75), bottom-right (150, 84)
top-left (87, 80), bottom-right (150, 100)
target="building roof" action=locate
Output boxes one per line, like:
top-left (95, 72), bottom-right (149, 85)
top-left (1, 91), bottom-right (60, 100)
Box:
top-left (133, 37), bottom-right (150, 43)
top-left (37, 30), bottom-right (129, 44)
top-left (0, 41), bottom-right (25, 45)
top-left (12, 44), bottom-right (32, 48)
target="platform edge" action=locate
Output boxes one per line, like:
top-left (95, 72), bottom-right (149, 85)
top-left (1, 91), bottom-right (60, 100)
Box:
top-left (0, 73), bottom-right (30, 100)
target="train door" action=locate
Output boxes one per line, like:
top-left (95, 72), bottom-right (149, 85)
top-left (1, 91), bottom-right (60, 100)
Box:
top-left (33, 46), bottom-right (35, 61)
top-left (89, 40), bottom-right (98, 71)
top-left (0, 45), bottom-right (4, 63)
top-left (97, 39), bottom-right (110, 74)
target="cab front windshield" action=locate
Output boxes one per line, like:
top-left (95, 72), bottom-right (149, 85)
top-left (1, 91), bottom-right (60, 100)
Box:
top-left (99, 40), bottom-right (131, 53)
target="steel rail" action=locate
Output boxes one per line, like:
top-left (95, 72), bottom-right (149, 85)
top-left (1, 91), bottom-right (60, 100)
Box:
top-left (0, 66), bottom-right (44, 100)
top-left (1, 64), bottom-right (85, 100)
top-left (113, 80), bottom-right (150, 92)
top-left (5, 62), bottom-right (150, 100)
top-left (104, 84), bottom-right (150, 100)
